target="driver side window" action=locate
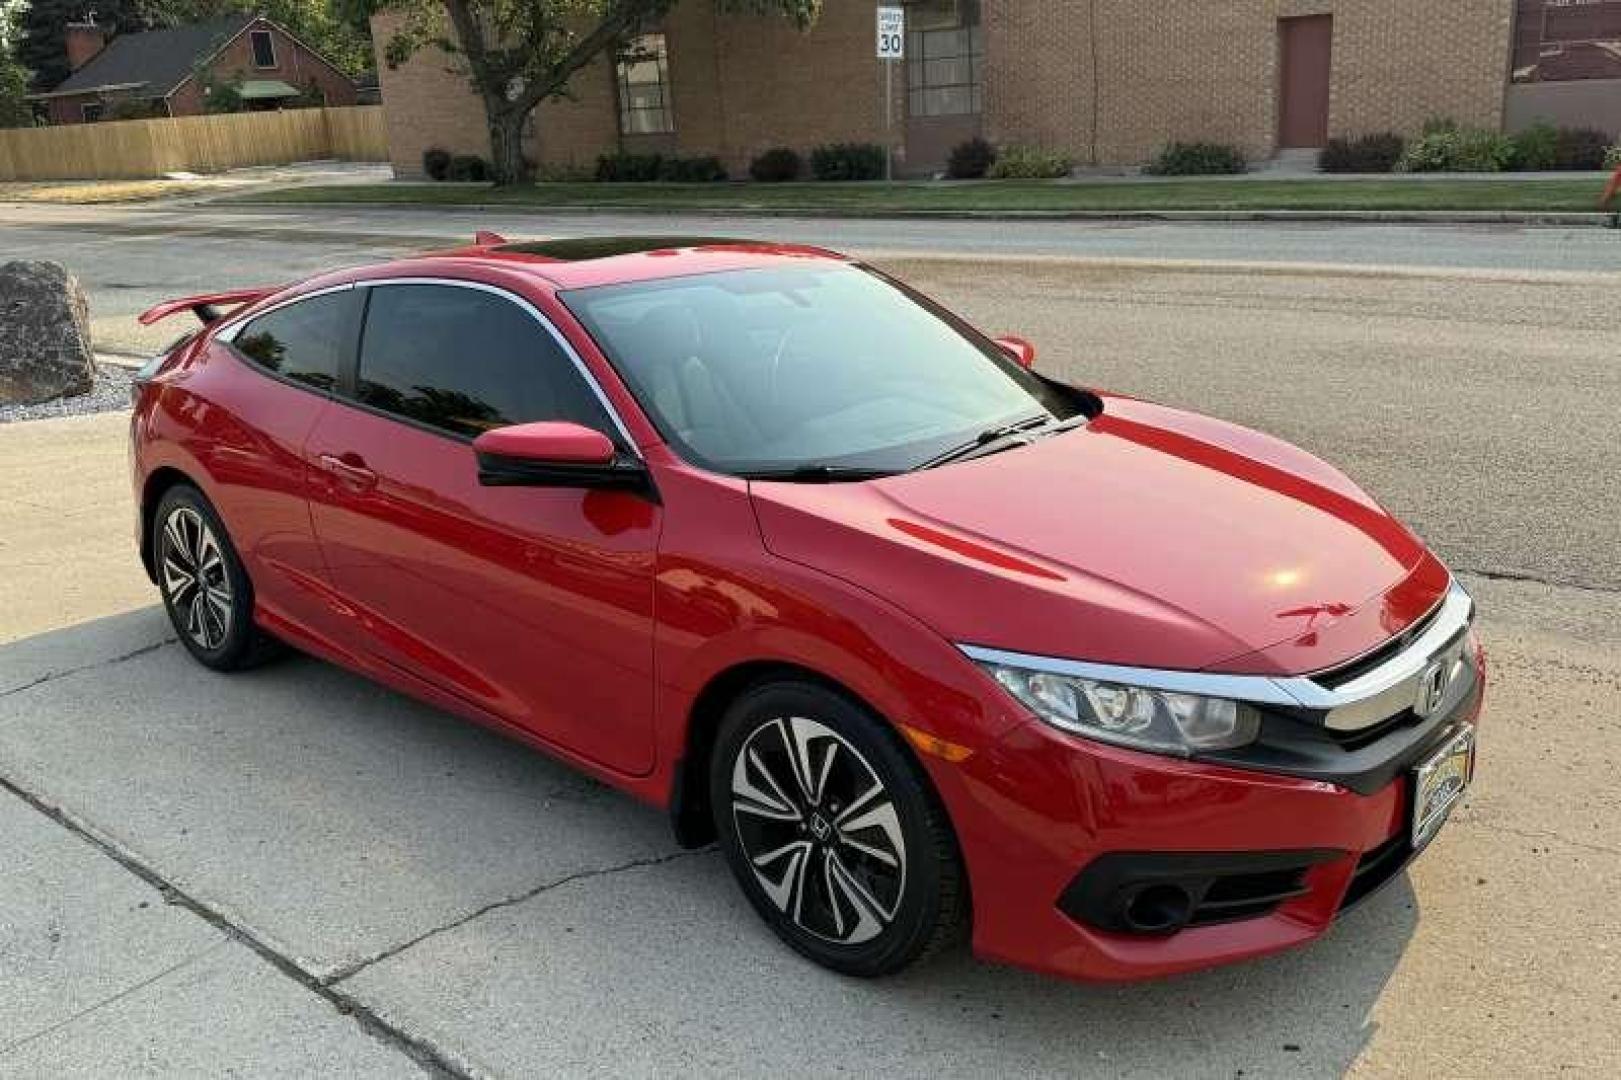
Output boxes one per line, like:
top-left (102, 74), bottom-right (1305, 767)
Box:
top-left (354, 284), bottom-right (615, 441)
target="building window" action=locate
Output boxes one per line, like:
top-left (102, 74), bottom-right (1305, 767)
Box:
top-left (81, 102), bottom-right (104, 123)
top-left (1512, 0), bottom-right (1621, 82)
top-left (616, 33), bottom-right (674, 135)
top-left (250, 29), bottom-right (277, 69)
top-left (906, 1), bottom-right (983, 117)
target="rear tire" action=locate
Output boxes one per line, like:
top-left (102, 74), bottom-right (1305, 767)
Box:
top-left (709, 679), bottom-right (965, 976)
top-left (153, 484), bottom-right (280, 672)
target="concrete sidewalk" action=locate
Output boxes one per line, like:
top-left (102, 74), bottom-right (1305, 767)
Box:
top-left (3, 529), bottom-right (1616, 1077)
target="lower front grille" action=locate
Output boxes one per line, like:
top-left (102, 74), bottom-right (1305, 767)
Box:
top-left (1060, 850), bottom-right (1338, 936)
top-left (1191, 866), bottom-right (1314, 925)
top-left (1340, 831), bottom-right (1412, 910)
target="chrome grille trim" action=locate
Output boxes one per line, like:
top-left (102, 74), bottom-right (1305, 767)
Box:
top-left (1276, 582), bottom-right (1473, 731)
top-left (960, 580), bottom-right (1476, 734)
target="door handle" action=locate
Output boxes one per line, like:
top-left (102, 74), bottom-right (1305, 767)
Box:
top-left (318, 453), bottom-right (378, 492)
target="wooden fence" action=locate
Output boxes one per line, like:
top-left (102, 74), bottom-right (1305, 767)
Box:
top-left (0, 106), bottom-right (388, 182)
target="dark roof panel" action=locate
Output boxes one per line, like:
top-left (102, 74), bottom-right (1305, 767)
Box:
top-left (50, 14), bottom-right (256, 96)
top-left (495, 237), bottom-right (747, 261)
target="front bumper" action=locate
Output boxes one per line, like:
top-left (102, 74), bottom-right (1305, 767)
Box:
top-left (934, 644), bottom-right (1485, 982)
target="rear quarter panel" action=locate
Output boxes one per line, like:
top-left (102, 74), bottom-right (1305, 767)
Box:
top-left (134, 338), bottom-right (335, 640)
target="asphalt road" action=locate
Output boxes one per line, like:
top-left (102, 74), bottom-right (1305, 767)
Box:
top-left (1, 207), bottom-right (1618, 1078)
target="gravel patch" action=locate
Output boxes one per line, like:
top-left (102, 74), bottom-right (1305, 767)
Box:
top-left (0, 362), bottom-right (134, 423)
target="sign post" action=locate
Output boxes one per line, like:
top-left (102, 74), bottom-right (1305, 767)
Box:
top-left (876, 6), bottom-right (905, 182)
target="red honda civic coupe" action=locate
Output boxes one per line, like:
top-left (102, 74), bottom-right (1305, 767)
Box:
top-left (131, 236), bottom-right (1484, 982)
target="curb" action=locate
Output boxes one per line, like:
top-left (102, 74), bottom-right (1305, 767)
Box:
top-left (223, 199), bottom-right (1621, 227)
top-left (97, 352), bottom-right (149, 369)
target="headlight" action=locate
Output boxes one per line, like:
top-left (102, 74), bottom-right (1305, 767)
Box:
top-left (974, 660), bottom-right (1261, 757)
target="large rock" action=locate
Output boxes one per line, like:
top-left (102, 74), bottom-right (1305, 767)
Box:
top-left (0, 261), bottom-right (94, 406)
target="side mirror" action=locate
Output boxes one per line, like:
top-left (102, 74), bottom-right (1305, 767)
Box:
top-left (473, 421), bottom-right (653, 496)
top-left (993, 335), bottom-right (1037, 369)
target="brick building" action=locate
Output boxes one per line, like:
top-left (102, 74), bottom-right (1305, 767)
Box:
top-left (373, 1), bottom-right (1621, 178)
top-left (35, 14), bottom-right (358, 125)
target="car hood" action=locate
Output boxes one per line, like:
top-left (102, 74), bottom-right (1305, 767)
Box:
top-left (750, 395), bottom-right (1449, 676)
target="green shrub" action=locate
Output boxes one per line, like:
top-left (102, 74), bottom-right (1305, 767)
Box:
top-left (1318, 133), bottom-right (1405, 173)
top-left (986, 145), bottom-right (1072, 179)
top-left (591, 152), bottom-right (726, 183)
top-left (104, 98), bottom-right (165, 121)
top-left (1422, 116), bottom-right (1459, 137)
top-left (595, 152), bottom-right (663, 182)
top-left (1606, 144), bottom-right (1621, 170)
top-left (1145, 142), bottom-right (1247, 176)
top-left (1553, 127), bottom-right (1611, 170)
top-left (1397, 128), bottom-right (1515, 172)
top-left (657, 155), bottom-right (727, 182)
top-left (1510, 122), bottom-right (1559, 170)
top-left (422, 147), bottom-right (450, 181)
top-left (749, 146), bottom-right (802, 182)
top-left (532, 160), bottom-right (593, 183)
top-left (810, 142), bottom-right (887, 181)
top-left (445, 154), bottom-right (491, 182)
top-left (946, 137), bottom-right (997, 179)
top-left (286, 79), bottom-right (327, 111)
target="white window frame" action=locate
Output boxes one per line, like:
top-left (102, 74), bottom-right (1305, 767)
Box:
top-left (615, 33), bottom-right (675, 136)
top-left (249, 29), bottom-right (277, 70)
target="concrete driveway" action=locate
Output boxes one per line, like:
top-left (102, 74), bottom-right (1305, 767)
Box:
top-left (2, 236), bottom-right (1618, 1077)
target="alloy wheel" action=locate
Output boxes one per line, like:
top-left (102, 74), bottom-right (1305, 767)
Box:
top-left (160, 506), bottom-right (233, 651)
top-left (730, 716), bottom-right (907, 945)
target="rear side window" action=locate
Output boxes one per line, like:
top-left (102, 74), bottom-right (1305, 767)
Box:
top-left (354, 284), bottom-right (614, 440)
top-left (232, 293), bottom-right (350, 392)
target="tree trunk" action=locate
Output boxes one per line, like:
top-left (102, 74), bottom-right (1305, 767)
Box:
top-left (487, 107), bottom-right (529, 187)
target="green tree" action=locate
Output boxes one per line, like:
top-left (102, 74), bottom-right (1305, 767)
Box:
top-left (2, 1), bottom-right (26, 51)
top-left (0, 50), bottom-right (33, 127)
top-left (192, 58), bottom-right (246, 112)
top-left (144, 1), bottom-right (373, 75)
top-left (16, 1), bottom-right (154, 91)
top-left (368, 1), bottom-right (821, 186)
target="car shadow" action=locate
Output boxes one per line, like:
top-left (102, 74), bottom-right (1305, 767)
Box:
top-left (884, 885), bottom-right (1417, 1076)
top-left (0, 606), bottom-right (1417, 1075)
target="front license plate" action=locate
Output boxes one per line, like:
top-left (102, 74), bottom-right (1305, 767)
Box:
top-left (1412, 725), bottom-right (1475, 848)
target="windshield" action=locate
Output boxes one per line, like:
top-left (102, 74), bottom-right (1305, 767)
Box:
top-left (560, 263), bottom-right (1085, 476)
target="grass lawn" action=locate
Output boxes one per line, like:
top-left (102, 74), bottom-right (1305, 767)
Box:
top-left (235, 178), bottom-right (1615, 214)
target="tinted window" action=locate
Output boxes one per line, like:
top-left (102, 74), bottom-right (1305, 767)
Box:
top-left (561, 264), bottom-right (1083, 475)
top-left (233, 292), bottom-right (350, 391)
top-left (355, 284), bottom-right (613, 440)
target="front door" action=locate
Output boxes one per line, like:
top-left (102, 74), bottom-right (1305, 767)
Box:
top-left (1278, 15), bottom-right (1333, 149)
top-left (303, 281), bottom-right (661, 775)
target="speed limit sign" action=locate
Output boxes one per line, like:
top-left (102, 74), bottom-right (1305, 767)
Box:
top-left (877, 6), bottom-right (905, 60)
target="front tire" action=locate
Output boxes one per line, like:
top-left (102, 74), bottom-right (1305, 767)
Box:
top-left (153, 484), bottom-right (278, 671)
top-left (709, 679), bottom-right (965, 976)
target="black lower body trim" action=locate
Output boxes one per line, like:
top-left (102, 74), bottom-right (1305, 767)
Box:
top-left (1059, 849), bottom-right (1340, 936)
top-left (1339, 830), bottom-right (1416, 911)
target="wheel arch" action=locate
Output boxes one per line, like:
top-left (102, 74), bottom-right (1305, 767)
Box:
top-left (668, 658), bottom-right (951, 853)
top-left (139, 465), bottom-right (199, 582)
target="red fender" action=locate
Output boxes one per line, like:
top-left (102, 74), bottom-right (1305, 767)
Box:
top-left (1601, 164), bottom-right (1621, 210)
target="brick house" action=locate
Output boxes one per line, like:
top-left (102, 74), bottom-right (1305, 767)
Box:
top-left (373, 0), bottom-right (1621, 179)
top-left (35, 14), bottom-right (358, 125)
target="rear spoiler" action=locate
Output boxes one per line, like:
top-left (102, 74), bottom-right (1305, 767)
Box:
top-left (137, 287), bottom-right (280, 327)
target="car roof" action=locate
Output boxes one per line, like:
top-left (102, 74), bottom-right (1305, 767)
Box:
top-left (402, 235), bottom-right (854, 291)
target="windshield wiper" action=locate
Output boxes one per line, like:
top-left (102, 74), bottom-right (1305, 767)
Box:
top-left (740, 465), bottom-right (898, 484)
top-left (914, 414), bottom-right (1061, 471)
